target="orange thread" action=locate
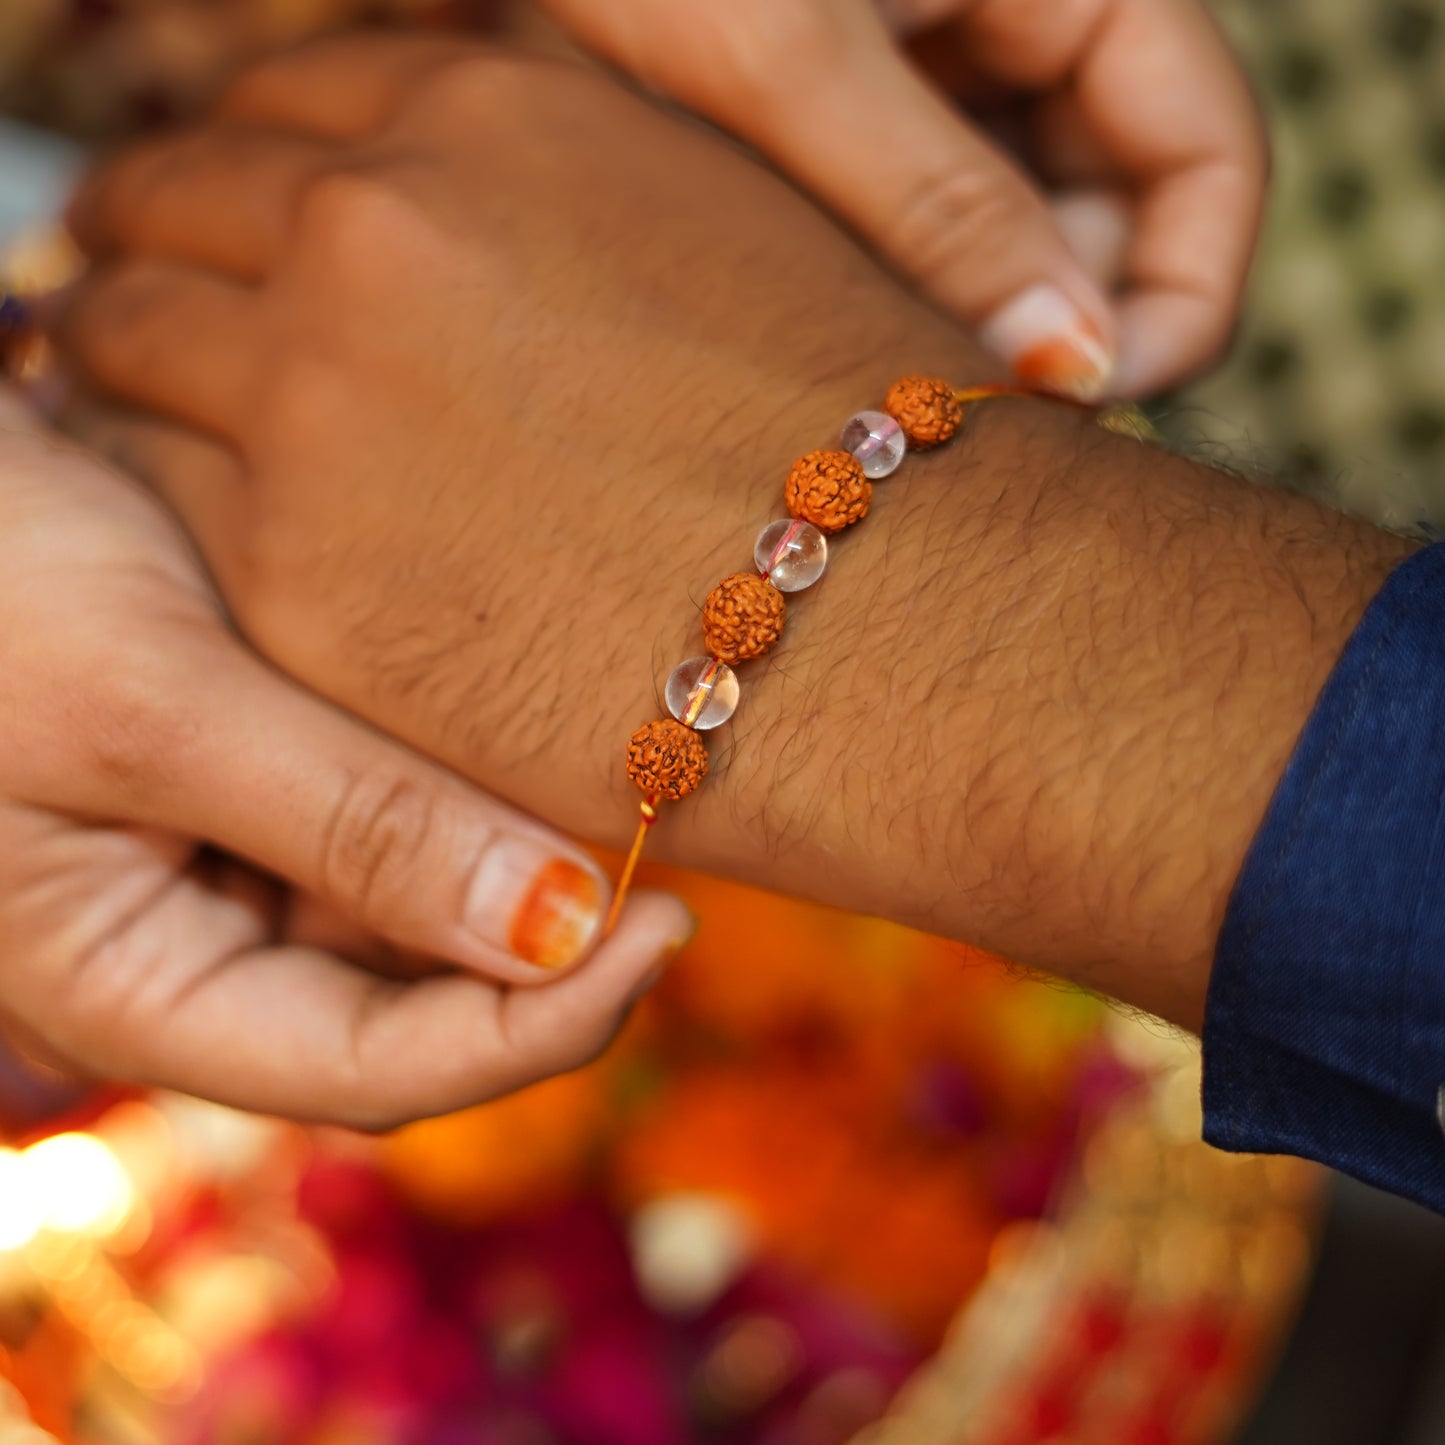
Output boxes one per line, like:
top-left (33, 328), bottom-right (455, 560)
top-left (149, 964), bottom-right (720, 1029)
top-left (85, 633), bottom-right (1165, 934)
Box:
top-left (604, 794), bottom-right (659, 936)
top-left (953, 382), bottom-right (1092, 408)
top-left (682, 657), bottom-right (722, 727)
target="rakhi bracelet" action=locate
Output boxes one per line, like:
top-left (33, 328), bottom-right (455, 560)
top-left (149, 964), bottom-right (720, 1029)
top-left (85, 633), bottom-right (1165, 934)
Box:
top-left (605, 374), bottom-right (1076, 932)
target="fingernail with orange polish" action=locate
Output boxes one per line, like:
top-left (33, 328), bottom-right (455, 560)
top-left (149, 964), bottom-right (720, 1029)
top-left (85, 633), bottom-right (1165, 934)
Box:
top-left (979, 284), bottom-right (1113, 402)
top-left (469, 843), bottom-right (605, 970)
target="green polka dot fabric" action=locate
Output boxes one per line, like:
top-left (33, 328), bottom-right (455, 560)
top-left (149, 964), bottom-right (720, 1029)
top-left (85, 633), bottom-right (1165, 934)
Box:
top-left (1171, 0), bottom-right (1445, 532)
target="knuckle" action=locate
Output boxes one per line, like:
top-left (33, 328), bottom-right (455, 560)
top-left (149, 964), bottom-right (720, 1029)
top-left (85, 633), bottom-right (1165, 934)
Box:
top-left (68, 267), bottom-right (162, 378)
top-left (292, 167), bottom-right (428, 287)
top-left (318, 771), bottom-right (441, 925)
top-left (890, 164), bottom-right (1039, 293)
top-left (69, 652), bottom-right (196, 806)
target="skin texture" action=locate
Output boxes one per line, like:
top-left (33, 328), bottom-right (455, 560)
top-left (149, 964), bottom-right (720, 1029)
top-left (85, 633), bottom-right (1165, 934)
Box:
top-left (533, 0), bottom-right (1268, 395)
top-left (0, 383), bottom-right (692, 1128)
top-left (57, 39), bottom-right (1409, 1046)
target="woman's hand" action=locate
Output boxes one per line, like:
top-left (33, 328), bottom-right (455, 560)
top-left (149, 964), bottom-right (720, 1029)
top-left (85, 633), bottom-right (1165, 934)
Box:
top-left (537, 0), bottom-right (1267, 398)
top-left (0, 387), bottom-right (689, 1126)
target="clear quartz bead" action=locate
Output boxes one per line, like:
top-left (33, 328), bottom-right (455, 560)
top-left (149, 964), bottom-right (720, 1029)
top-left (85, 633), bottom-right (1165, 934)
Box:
top-left (753, 518), bottom-right (827, 592)
top-left (666, 656), bottom-right (740, 730)
top-left (840, 409), bottom-right (907, 479)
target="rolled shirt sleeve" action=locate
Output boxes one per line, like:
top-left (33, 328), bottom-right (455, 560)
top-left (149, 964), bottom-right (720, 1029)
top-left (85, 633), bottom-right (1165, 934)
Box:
top-left (1203, 541), bottom-right (1445, 1212)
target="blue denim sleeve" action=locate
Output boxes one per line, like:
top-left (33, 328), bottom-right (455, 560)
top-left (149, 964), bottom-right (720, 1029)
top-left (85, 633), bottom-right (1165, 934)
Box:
top-left (1203, 542), bottom-right (1445, 1212)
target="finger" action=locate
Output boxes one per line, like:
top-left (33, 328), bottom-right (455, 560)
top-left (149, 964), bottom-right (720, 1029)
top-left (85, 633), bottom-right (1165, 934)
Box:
top-left (55, 261), bottom-right (260, 442)
top-left (966, 0), bottom-right (1268, 394)
top-left (1051, 189), bottom-right (1132, 293)
top-left (282, 893), bottom-right (415, 978)
top-left (648, 5), bottom-right (1117, 399)
top-left (1106, 160), bottom-right (1261, 395)
top-left (100, 887), bottom-right (692, 1127)
top-left (48, 628), bottom-right (630, 990)
top-left (218, 32), bottom-right (471, 140)
top-left (69, 126), bottom-right (334, 278)
top-left (59, 393), bottom-right (245, 561)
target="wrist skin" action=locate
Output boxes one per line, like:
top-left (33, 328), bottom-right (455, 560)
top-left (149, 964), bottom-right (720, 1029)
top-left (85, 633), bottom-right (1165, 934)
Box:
top-left (610, 334), bottom-right (1415, 1032)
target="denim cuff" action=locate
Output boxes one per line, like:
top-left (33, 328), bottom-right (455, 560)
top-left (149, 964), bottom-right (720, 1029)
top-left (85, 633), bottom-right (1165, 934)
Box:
top-left (1203, 543), bottom-right (1445, 1212)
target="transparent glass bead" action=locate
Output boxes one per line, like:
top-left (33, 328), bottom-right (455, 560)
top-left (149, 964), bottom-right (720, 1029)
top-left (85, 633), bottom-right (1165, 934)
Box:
top-left (666, 656), bottom-right (740, 730)
top-left (753, 518), bottom-right (827, 592)
top-left (840, 410), bottom-right (906, 479)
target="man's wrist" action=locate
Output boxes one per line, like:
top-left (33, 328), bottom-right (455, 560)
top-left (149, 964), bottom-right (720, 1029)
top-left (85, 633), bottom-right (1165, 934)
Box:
top-left (675, 385), bottom-right (1413, 1030)
top-left (904, 411), bottom-right (1411, 1026)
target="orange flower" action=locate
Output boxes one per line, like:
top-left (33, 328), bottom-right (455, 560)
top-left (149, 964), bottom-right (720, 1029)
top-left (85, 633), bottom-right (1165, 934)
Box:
top-left (383, 1068), bottom-right (610, 1225)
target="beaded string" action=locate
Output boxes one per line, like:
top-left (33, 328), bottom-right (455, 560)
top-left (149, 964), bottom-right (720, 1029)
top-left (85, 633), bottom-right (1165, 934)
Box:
top-left (604, 375), bottom-right (1077, 934)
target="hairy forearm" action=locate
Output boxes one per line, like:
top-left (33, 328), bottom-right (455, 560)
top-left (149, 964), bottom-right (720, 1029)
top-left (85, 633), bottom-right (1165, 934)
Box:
top-left (650, 361), bottom-right (1413, 1029)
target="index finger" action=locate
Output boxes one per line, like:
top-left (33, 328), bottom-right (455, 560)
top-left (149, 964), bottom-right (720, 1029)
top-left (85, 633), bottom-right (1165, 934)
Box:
top-left (964, 0), bottom-right (1269, 394)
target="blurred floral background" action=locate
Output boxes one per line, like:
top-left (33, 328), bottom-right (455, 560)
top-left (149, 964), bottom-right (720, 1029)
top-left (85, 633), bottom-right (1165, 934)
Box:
top-left (1, 1), bottom-right (1445, 1443)
top-left (0, 866), bottom-right (1314, 1445)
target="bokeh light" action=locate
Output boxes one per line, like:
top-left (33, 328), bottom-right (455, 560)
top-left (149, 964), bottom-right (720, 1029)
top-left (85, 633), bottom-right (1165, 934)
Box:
top-left (22, 1134), bottom-right (132, 1237)
top-left (0, 1148), bottom-right (42, 1252)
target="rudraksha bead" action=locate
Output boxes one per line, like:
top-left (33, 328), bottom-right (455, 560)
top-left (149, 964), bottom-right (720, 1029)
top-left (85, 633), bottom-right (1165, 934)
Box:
top-left (784, 449), bottom-right (871, 534)
top-left (883, 375), bottom-right (965, 449)
top-left (625, 718), bottom-right (709, 800)
top-left (702, 572), bottom-right (786, 664)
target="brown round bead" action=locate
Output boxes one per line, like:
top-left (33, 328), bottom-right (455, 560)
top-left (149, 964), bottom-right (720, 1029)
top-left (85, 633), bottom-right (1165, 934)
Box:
top-left (625, 718), bottom-right (709, 801)
top-left (883, 375), bottom-right (965, 449)
top-left (702, 572), bottom-right (786, 664)
top-left (784, 449), bottom-right (871, 534)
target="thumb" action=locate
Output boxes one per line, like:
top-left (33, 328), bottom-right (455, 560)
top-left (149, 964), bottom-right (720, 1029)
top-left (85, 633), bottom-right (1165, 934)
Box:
top-left (145, 642), bottom-right (622, 987)
top-left (663, 5), bottom-right (1115, 399)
